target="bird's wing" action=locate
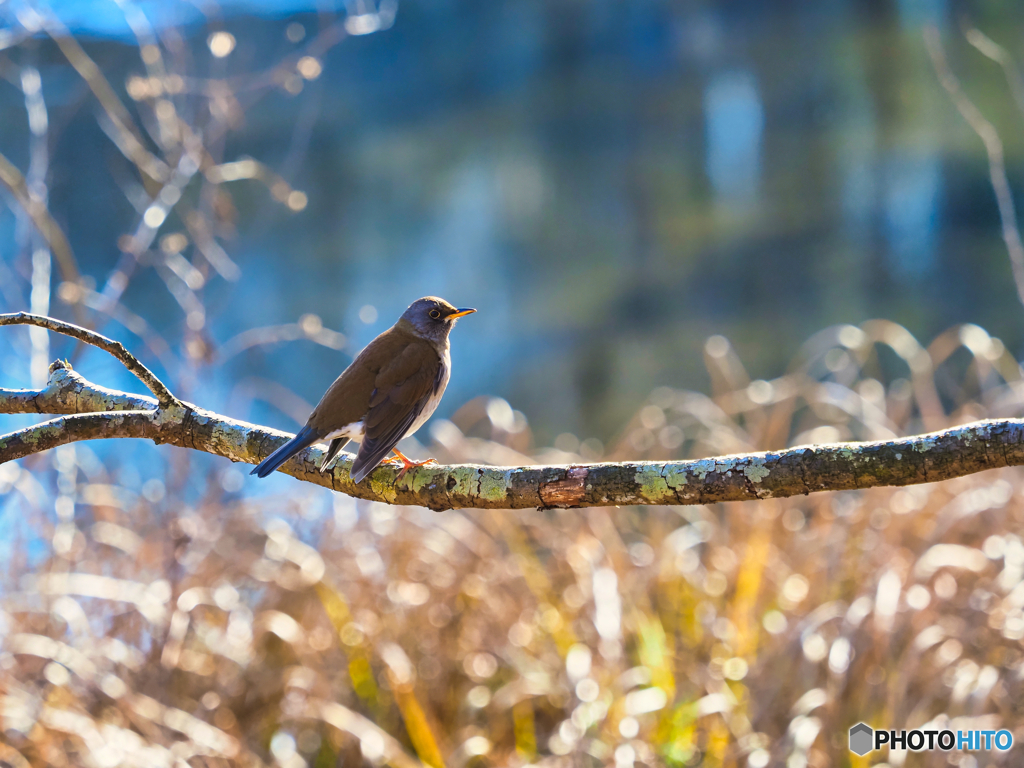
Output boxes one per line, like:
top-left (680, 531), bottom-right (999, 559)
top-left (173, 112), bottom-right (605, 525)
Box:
top-left (307, 328), bottom-right (397, 435)
top-left (350, 341), bottom-right (442, 483)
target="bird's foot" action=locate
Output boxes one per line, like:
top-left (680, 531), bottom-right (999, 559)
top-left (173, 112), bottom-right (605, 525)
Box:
top-left (387, 448), bottom-right (439, 480)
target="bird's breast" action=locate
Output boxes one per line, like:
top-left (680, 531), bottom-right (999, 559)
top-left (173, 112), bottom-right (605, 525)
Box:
top-left (434, 347), bottom-right (452, 395)
top-left (404, 348), bottom-right (451, 439)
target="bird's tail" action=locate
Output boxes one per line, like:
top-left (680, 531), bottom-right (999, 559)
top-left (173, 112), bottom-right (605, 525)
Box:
top-left (250, 425), bottom-right (321, 478)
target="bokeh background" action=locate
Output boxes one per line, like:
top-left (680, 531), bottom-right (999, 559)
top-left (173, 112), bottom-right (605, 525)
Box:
top-left (3, 1), bottom-right (1024, 767)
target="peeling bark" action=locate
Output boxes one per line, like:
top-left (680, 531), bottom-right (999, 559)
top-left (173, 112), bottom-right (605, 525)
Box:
top-left (3, 363), bottom-right (1024, 510)
top-left (540, 467), bottom-right (589, 507)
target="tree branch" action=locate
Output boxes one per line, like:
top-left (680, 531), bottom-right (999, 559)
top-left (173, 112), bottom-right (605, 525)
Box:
top-left (0, 313), bottom-right (176, 407)
top-left (3, 361), bottom-right (1024, 511)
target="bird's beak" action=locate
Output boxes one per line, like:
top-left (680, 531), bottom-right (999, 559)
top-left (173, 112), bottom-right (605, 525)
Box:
top-left (447, 308), bottom-right (477, 319)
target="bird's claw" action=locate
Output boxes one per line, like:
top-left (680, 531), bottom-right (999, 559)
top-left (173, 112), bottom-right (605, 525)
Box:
top-left (387, 449), bottom-right (439, 480)
top-left (396, 458), bottom-right (438, 480)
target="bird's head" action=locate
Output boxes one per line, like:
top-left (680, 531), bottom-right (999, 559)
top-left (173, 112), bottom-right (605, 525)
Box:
top-left (400, 297), bottom-right (476, 342)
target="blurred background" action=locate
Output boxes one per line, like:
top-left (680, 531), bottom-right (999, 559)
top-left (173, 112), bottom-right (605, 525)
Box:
top-left (3, 1), bottom-right (1024, 766)
top-left (1, 0), bottom-right (1024, 441)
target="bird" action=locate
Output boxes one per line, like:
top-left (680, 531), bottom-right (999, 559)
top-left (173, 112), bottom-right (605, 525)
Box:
top-left (250, 297), bottom-right (476, 484)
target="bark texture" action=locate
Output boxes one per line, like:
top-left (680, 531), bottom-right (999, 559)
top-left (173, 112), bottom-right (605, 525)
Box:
top-left (3, 362), bottom-right (1024, 511)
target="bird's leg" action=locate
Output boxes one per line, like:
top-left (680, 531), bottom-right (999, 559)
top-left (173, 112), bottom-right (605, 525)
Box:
top-left (385, 448), bottom-right (439, 479)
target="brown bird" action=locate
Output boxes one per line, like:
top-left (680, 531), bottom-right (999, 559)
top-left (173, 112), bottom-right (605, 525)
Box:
top-left (250, 297), bottom-right (476, 483)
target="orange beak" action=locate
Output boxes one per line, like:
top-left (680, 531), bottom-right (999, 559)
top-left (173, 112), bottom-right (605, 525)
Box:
top-left (447, 308), bottom-right (477, 319)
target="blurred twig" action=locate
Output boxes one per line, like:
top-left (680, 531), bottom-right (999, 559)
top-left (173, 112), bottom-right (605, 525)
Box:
top-left (19, 63), bottom-right (52, 387)
top-left (0, 151), bottom-right (85, 326)
top-left (925, 26), bottom-right (1024, 313)
top-left (228, 376), bottom-right (313, 426)
top-left (218, 316), bottom-right (347, 361)
top-left (45, 22), bottom-right (170, 184)
top-left (962, 24), bottom-right (1024, 122)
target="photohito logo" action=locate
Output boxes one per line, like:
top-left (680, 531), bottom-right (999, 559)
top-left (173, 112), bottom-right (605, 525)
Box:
top-left (848, 723), bottom-right (1013, 755)
top-left (849, 723), bottom-right (873, 756)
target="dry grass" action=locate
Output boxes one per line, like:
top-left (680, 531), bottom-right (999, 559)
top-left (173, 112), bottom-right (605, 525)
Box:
top-left (2, 320), bottom-right (1024, 768)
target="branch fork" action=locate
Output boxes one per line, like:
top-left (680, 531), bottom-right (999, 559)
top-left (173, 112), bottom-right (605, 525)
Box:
top-left (2, 313), bottom-right (1024, 510)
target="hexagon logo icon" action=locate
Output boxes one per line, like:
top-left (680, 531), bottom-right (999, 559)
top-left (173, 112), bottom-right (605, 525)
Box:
top-left (849, 722), bottom-right (873, 756)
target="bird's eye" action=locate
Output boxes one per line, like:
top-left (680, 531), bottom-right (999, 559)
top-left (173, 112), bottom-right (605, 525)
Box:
top-left (429, 309), bottom-right (442, 320)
